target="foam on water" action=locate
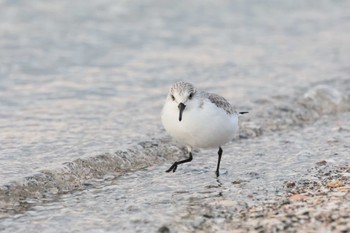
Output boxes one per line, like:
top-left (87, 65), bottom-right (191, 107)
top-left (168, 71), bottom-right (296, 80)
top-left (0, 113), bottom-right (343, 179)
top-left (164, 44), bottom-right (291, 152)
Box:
top-left (0, 140), bottom-right (186, 216)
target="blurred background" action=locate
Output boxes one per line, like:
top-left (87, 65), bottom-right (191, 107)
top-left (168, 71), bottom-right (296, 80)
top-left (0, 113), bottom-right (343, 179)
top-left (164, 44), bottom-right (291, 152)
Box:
top-left (1, 0), bottom-right (349, 183)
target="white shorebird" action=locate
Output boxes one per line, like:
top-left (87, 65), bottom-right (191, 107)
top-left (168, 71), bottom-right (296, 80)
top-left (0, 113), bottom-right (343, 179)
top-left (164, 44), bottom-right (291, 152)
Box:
top-left (161, 81), bottom-right (247, 177)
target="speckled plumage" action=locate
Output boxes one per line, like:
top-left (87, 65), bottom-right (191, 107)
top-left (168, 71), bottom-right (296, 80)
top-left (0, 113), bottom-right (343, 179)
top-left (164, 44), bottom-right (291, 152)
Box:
top-left (170, 81), bottom-right (196, 97)
top-left (206, 93), bottom-right (235, 115)
top-left (169, 82), bottom-right (235, 115)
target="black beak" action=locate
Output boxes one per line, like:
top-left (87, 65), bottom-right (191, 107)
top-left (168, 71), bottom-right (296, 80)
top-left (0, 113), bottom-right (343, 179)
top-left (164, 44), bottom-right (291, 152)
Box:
top-left (178, 103), bottom-right (186, 121)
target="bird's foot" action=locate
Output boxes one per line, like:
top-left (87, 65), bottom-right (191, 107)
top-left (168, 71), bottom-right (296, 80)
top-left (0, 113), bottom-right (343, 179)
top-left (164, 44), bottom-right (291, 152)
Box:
top-left (166, 162), bottom-right (178, 173)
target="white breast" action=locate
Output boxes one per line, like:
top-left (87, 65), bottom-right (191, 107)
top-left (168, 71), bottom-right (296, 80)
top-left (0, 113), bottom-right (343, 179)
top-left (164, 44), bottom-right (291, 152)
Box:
top-left (161, 99), bottom-right (238, 149)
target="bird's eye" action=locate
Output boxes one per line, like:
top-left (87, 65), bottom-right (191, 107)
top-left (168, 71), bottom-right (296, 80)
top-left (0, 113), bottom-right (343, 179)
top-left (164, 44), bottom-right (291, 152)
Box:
top-left (171, 95), bottom-right (175, 101)
top-left (189, 93), bottom-right (193, 100)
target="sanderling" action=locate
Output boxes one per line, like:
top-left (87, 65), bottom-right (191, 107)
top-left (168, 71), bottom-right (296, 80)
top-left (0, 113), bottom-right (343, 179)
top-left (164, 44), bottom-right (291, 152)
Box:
top-left (161, 81), bottom-right (248, 177)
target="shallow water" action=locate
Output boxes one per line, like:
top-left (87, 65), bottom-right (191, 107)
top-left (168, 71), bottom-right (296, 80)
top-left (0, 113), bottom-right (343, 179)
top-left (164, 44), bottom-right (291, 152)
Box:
top-left (1, 0), bottom-right (350, 183)
top-left (1, 0), bottom-right (350, 232)
top-left (1, 112), bottom-right (349, 232)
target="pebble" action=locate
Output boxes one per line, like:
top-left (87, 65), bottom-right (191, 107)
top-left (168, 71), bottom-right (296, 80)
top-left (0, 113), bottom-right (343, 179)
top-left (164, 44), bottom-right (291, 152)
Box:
top-left (326, 181), bottom-right (344, 188)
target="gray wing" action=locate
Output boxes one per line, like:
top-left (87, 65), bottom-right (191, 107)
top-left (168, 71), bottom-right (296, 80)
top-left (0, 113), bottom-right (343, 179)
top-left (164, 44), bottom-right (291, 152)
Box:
top-left (207, 93), bottom-right (234, 114)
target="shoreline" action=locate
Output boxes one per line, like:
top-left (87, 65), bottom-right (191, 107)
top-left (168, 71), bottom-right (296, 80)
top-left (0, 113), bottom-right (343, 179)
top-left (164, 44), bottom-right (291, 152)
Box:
top-left (159, 163), bottom-right (350, 233)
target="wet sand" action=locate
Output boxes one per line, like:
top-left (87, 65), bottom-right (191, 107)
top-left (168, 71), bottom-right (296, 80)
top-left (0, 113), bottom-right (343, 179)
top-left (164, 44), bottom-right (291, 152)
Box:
top-left (157, 106), bottom-right (350, 232)
top-left (161, 165), bottom-right (350, 233)
top-left (159, 163), bottom-right (350, 233)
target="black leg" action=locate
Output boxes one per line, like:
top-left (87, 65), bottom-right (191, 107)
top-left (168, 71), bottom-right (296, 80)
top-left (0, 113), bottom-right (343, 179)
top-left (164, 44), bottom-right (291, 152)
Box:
top-left (216, 147), bottom-right (223, 177)
top-left (166, 152), bottom-right (193, 173)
